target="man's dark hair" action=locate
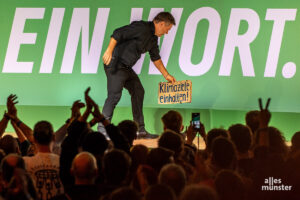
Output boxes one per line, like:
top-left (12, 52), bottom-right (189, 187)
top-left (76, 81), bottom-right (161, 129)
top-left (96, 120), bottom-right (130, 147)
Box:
top-left (161, 110), bottom-right (182, 133)
top-left (118, 120), bottom-right (138, 146)
top-left (147, 147), bottom-right (174, 173)
top-left (206, 128), bottom-right (228, 153)
top-left (215, 170), bottom-right (246, 200)
top-left (158, 163), bottom-right (186, 196)
top-left (158, 130), bottom-right (183, 158)
top-left (228, 124), bottom-right (252, 154)
top-left (103, 149), bottom-right (131, 184)
top-left (211, 137), bottom-right (237, 170)
top-left (33, 121), bottom-right (53, 145)
top-left (245, 110), bottom-right (260, 134)
top-left (0, 154), bottom-right (25, 182)
top-left (180, 185), bottom-right (218, 200)
top-left (131, 144), bottom-right (148, 172)
top-left (82, 131), bottom-right (108, 156)
top-left (0, 135), bottom-right (19, 155)
top-left (153, 12), bottom-right (176, 25)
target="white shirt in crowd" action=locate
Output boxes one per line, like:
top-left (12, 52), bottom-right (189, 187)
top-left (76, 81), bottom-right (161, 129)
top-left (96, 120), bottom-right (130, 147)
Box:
top-left (23, 152), bottom-right (64, 200)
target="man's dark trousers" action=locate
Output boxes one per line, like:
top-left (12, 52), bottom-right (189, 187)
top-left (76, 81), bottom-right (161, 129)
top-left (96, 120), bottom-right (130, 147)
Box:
top-left (102, 61), bottom-right (145, 129)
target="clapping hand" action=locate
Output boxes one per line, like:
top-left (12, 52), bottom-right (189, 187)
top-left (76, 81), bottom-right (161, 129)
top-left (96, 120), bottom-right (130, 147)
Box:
top-left (83, 87), bottom-right (106, 126)
top-left (71, 100), bottom-right (85, 120)
top-left (6, 94), bottom-right (18, 121)
top-left (84, 87), bottom-right (93, 112)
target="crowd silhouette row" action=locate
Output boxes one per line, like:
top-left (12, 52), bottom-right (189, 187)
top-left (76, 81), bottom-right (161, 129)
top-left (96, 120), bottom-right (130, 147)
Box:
top-left (0, 89), bottom-right (298, 200)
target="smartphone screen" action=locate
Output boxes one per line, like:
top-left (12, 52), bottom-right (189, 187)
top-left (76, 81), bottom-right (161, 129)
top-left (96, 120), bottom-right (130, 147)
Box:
top-left (192, 113), bottom-right (200, 129)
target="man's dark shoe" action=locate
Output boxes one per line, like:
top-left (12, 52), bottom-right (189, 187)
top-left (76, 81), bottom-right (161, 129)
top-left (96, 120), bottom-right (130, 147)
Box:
top-left (137, 130), bottom-right (159, 139)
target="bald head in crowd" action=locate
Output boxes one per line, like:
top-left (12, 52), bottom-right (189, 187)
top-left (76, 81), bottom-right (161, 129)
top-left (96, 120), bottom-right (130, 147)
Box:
top-left (1, 154), bottom-right (25, 183)
top-left (71, 152), bottom-right (98, 185)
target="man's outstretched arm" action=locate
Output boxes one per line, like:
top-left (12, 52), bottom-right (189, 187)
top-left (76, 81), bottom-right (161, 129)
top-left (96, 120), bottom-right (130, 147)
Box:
top-left (153, 59), bottom-right (176, 84)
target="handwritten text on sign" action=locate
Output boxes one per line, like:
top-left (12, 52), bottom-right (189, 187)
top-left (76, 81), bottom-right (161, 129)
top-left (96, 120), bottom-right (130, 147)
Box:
top-left (158, 80), bottom-right (192, 104)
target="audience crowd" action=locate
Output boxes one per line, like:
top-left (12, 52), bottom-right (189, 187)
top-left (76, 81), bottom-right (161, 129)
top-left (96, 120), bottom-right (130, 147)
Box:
top-left (0, 89), bottom-right (299, 200)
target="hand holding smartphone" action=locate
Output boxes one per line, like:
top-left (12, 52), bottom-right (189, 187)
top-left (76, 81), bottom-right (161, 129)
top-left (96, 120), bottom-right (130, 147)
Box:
top-left (192, 113), bottom-right (200, 130)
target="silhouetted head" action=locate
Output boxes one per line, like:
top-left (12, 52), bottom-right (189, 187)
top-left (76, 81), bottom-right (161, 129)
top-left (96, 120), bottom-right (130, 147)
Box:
top-left (0, 135), bottom-right (20, 155)
top-left (211, 137), bottom-right (237, 170)
top-left (118, 120), bottom-right (138, 146)
top-left (158, 130), bottom-right (184, 158)
top-left (245, 110), bottom-right (260, 134)
top-left (228, 124), bottom-right (252, 154)
top-left (147, 147), bottom-right (174, 173)
top-left (161, 110), bottom-right (183, 133)
top-left (71, 152), bottom-right (98, 184)
top-left (0, 154), bottom-right (25, 183)
top-left (180, 185), bottom-right (218, 200)
top-left (132, 165), bottom-right (158, 193)
top-left (82, 131), bottom-right (108, 156)
top-left (103, 149), bottom-right (131, 184)
top-left (145, 184), bottom-right (176, 200)
top-left (206, 129), bottom-right (228, 153)
top-left (158, 163), bottom-right (186, 196)
top-left (33, 121), bottom-right (54, 146)
top-left (130, 144), bottom-right (148, 171)
top-left (215, 169), bottom-right (246, 200)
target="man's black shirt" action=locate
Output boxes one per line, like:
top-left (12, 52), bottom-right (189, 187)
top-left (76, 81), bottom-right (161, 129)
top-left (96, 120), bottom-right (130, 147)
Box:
top-left (111, 21), bottom-right (161, 67)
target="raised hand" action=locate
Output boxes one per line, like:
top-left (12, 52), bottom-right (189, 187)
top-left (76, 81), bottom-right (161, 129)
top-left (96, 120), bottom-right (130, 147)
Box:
top-left (186, 124), bottom-right (197, 145)
top-left (84, 87), bottom-right (93, 112)
top-left (258, 98), bottom-right (271, 128)
top-left (5, 94), bottom-right (34, 142)
top-left (91, 103), bottom-right (104, 122)
top-left (199, 122), bottom-right (206, 143)
top-left (71, 100), bottom-right (85, 119)
top-left (7, 94), bottom-right (18, 119)
top-left (85, 89), bottom-right (106, 125)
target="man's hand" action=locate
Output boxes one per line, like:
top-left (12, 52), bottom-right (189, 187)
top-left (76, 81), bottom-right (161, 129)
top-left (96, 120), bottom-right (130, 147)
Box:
top-left (7, 94), bottom-right (18, 120)
top-left (258, 98), bottom-right (271, 128)
top-left (102, 37), bottom-right (117, 65)
top-left (186, 124), bottom-right (197, 145)
top-left (165, 74), bottom-right (176, 84)
top-left (199, 122), bottom-right (206, 143)
top-left (91, 102), bottom-right (105, 122)
top-left (71, 100), bottom-right (85, 119)
top-left (102, 50), bottom-right (112, 65)
top-left (84, 87), bottom-right (93, 112)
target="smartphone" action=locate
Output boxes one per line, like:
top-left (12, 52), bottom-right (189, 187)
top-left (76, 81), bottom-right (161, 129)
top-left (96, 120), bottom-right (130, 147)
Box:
top-left (192, 113), bottom-right (200, 130)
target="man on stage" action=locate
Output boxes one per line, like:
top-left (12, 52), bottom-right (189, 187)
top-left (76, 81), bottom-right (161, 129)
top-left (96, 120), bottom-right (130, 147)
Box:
top-left (100, 12), bottom-right (176, 139)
